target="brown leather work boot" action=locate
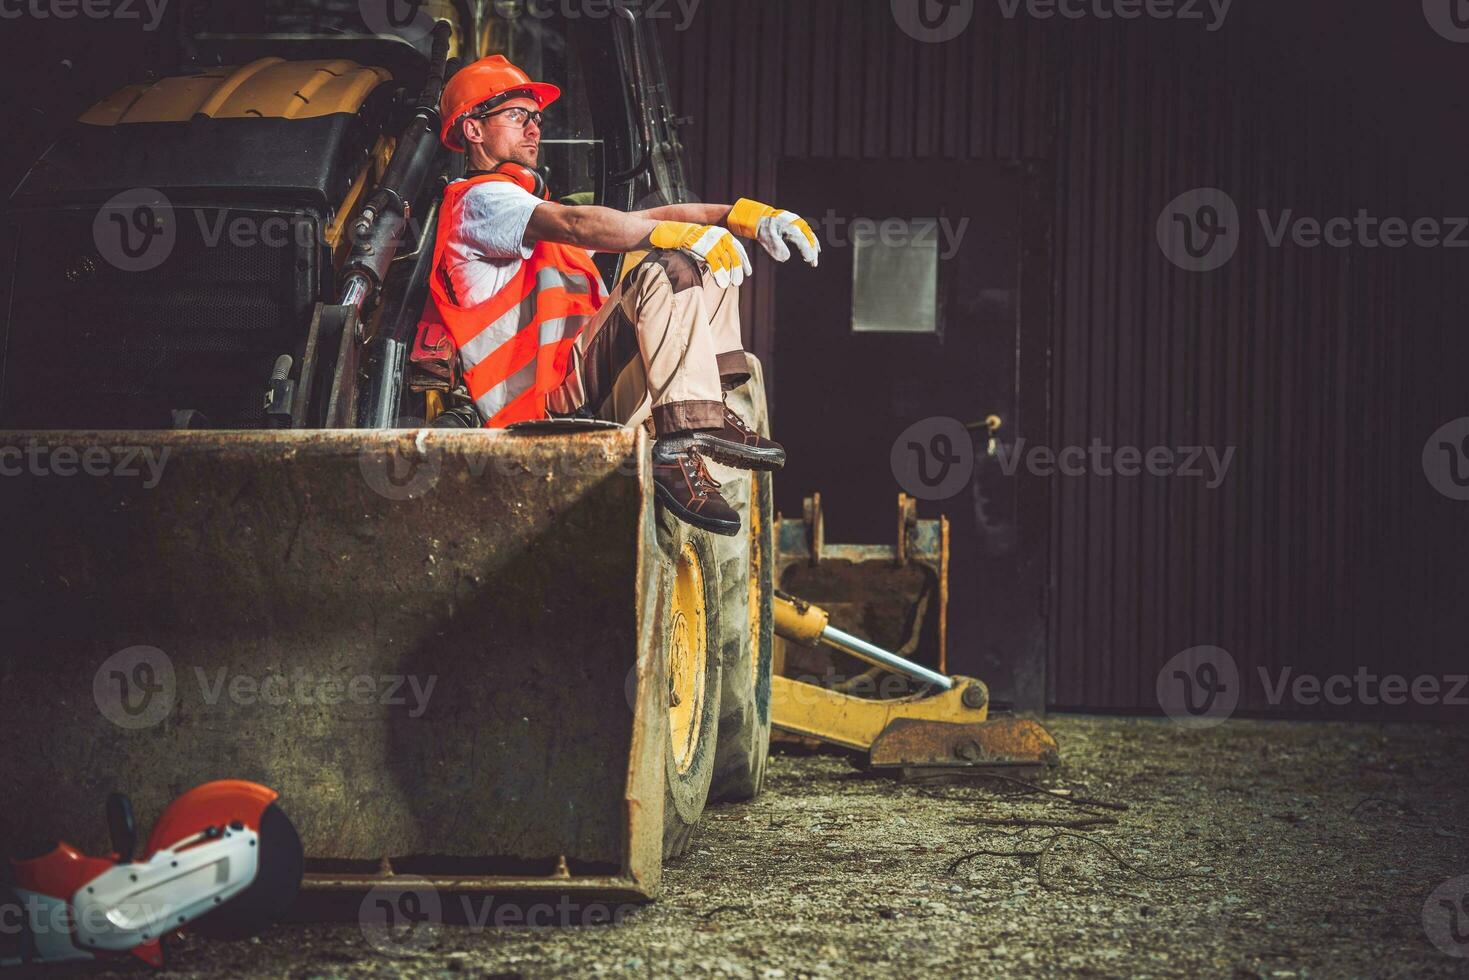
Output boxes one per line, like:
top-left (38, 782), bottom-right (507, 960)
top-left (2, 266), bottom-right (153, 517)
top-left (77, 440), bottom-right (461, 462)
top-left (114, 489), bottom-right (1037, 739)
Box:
top-left (652, 444), bottom-right (742, 536)
top-left (691, 406), bottom-right (786, 472)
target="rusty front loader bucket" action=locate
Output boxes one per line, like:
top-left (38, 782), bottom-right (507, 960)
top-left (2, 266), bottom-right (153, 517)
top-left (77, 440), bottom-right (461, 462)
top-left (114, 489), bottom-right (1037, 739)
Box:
top-left (771, 493), bottom-right (1058, 772)
top-left (0, 428), bottom-right (670, 900)
top-left (774, 493), bottom-right (949, 701)
top-left (768, 598), bottom-right (1060, 771)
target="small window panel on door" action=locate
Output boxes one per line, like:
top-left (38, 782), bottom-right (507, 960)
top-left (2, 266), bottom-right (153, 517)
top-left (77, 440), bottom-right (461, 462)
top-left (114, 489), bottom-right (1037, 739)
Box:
top-left (851, 220), bottom-right (939, 334)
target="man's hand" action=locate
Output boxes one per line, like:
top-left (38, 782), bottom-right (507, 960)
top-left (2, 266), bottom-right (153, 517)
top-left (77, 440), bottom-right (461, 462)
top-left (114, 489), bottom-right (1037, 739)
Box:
top-left (727, 199), bottom-right (821, 267)
top-left (650, 222), bottom-right (753, 288)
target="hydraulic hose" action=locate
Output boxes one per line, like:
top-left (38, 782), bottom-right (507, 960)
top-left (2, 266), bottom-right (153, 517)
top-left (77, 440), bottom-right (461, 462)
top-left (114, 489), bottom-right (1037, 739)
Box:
top-left (340, 19), bottom-right (453, 309)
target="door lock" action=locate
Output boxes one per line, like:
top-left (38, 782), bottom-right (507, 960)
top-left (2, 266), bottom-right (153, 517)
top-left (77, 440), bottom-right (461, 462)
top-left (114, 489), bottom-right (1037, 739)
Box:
top-left (967, 415), bottom-right (1004, 456)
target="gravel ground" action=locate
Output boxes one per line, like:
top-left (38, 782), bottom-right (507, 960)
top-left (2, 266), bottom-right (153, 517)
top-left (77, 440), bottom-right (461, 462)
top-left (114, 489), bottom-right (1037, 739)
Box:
top-left (60, 715), bottom-right (1469, 979)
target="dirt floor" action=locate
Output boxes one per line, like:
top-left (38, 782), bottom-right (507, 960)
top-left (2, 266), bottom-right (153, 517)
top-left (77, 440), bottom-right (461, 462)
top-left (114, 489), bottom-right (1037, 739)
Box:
top-left (65, 715), bottom-right (1469, 979)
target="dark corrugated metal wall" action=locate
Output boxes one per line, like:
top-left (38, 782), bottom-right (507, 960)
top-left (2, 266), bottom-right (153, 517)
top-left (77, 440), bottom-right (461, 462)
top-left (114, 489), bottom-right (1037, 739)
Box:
top-left (660, 0), bottom-right (1053, 366)
top-left (660, 1), bottom-right (1469, 712)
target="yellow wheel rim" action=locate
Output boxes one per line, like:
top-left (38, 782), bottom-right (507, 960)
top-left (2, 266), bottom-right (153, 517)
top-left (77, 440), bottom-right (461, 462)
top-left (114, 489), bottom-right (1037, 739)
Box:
top-left (669, 541), bottom-right (708, 774)
top-left (747, 477), bottom-right (763, 688)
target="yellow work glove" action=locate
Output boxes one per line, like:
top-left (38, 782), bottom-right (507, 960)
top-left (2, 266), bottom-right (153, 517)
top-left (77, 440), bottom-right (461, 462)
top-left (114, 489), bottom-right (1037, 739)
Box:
top-left (650, 221), bottom-right (753, 288)
top-left (727, 198), bottom-right (821, 267)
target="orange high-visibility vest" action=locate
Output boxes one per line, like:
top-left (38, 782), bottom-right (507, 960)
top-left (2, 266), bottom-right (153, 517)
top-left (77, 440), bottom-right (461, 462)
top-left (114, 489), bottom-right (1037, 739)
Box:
top-left (417, 173), bottom-right (605, 427)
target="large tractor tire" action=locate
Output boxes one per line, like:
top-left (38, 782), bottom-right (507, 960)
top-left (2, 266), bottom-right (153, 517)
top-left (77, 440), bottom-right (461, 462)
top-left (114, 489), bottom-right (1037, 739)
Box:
top-left (657, 516), bottom-right (725, 861)
top-left (656, 358), bottom-right (778, 856)
top-left (708, 361), bottom-right (777, 802)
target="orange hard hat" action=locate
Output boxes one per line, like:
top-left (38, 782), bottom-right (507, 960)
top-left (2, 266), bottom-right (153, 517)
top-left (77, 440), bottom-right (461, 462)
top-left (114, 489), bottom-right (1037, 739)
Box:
top-left (439, 55), bottom-right (560, 152)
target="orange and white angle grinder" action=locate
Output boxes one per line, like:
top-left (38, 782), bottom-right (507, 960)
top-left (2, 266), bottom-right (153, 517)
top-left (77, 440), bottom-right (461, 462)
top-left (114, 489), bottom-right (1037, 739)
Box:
top-left (1, 780), bottom-right (303, 969)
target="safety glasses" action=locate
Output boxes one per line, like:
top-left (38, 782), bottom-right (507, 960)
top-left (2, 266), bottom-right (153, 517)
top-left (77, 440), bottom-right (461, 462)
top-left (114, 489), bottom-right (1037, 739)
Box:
top-left (471, 106), bottom-right (544, 130)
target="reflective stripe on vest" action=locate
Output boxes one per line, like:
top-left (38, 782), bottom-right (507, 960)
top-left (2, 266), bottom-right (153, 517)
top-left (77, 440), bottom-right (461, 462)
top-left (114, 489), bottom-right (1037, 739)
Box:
top-left (471, 310), bottom-right (590, 422)
top-left (417, 174), bottom-right (606, 428)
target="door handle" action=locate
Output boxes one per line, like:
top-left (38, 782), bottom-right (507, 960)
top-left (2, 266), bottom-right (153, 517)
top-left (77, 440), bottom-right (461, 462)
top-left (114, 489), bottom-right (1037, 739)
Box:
top-left (965, 415), bottom-right (1004, 456)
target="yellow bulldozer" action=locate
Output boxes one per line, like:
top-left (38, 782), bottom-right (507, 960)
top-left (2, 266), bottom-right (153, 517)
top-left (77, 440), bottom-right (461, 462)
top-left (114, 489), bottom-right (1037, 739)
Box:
top-left (0, 0), bottom-right (1053, 908)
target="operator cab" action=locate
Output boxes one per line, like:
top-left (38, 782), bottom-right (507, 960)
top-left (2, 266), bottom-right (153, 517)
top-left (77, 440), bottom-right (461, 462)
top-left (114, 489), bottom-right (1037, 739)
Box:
top-left (0, 0), bottom-right (688, 431)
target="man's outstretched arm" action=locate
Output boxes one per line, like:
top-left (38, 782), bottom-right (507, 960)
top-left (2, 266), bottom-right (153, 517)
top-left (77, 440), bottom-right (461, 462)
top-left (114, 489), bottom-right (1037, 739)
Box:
top-left (524, 202), bottom-right (733, 252)
top-left (524, 198), bottom-right (821, 285)
top-left (634, 204), bottom-right (737, 225)
top-left (525, 202), bottom-right (749, 286)
top-left (654, 200), bottom-right (823, 267)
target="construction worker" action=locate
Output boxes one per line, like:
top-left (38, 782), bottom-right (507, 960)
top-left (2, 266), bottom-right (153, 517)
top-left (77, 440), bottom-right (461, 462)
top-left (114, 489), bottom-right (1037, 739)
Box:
top-left (418, 56), bottom-right (821, 536)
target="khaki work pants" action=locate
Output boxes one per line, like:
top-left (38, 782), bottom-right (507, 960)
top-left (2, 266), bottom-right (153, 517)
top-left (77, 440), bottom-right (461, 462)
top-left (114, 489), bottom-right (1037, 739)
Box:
top-left (548, 249), bottom-right (749, 435)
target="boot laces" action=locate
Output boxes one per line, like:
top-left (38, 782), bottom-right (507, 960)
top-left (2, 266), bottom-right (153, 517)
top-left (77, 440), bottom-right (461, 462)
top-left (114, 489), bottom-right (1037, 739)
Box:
top-left (686, 450), bottom-right (722, 496)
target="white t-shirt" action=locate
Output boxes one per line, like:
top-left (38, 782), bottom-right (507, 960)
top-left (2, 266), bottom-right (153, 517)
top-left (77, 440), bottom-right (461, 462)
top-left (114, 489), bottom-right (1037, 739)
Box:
top-left (442, 179), bottom-right (548, 308)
